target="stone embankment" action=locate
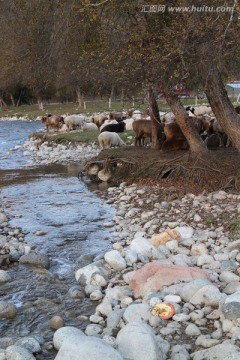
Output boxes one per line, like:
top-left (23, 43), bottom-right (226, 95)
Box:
top-left (20, 137), bottom-right (100, 166)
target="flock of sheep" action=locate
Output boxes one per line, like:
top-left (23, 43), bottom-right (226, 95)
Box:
top-left (41, 105), bottom-right (240, 150)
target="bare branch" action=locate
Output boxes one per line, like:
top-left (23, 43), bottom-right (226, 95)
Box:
top-left (223, 0), bottom-right (238, 43)
top-left (86, 0), bottom-right (111, 7)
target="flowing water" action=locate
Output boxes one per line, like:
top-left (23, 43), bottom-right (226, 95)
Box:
top-left (0, 120), bottom-right (114, 359)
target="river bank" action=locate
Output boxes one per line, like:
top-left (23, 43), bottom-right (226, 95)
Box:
top-left (1, 135), bottom-right (240, 359)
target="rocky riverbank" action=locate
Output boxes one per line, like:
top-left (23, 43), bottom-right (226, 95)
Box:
top-left (20, 136), bottom-right (101, 167)
top-left (55, 184), bottom-right (240, 360)
top-left (1, 137), bottom-right (240, 359)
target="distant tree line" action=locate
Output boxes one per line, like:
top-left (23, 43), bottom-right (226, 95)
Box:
top-left (0, 0), bottom-right (240, 153)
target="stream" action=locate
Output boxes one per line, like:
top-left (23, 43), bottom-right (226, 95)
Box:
top-left (0, 120), bottom-right (114, 359)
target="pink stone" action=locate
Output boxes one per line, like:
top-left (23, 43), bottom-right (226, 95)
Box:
top-left (130, 263), bottom-right (210, 298)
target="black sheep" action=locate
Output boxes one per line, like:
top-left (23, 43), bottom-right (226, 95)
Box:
top-left (100, 121), bottom-right (126, 133)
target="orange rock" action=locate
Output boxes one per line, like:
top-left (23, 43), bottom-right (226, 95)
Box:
top-left (166, 228), bottom-right (181, 240)
top-left (151, 232), bottom-right (171, 247)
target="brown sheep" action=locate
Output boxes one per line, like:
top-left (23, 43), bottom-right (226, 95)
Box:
top-left (162, 116), bottom-right (214, 151)
top-left (41, 114), bottom-right (64, 132)
top-left (162, 122), bottom-right (188, 151)
top-left (109, 111), bottom-right (126, 122)
top-left (91, 114), bottom-right (108, 128)
top-left (132, 119), bottom-right (152, 146)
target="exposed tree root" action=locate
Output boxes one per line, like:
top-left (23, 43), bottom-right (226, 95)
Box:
top-left (84, 147), bottom-right (240, 194)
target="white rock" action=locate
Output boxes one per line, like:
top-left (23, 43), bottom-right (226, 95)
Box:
top-left (85, 324), bottom-right (102, 336)
top-left (191, 341), bottom-right (240, 360)
top-left (91, 274), bottom-right (107, 287)
top-left (120, 297), bottom-right (133, 307)
top-left (123, 271), bottom-right (136, 284)
top-left (0, 270), bottom-right (11, 284)
top-left (55, 334), bottom-right (123, 360)
top-left (116, 322), bottom-right (163, 360)
top-left (194, 214), bottom-right (202, 222)
top-left (173, 313), bottom-right (190, 322)
top-left (185, 324), bottom-right (201, 336)
top-left (0, 213), bottom-right (7, 224)
top-left (75, 260), bottom-right (109, 285)
top-left (53, 326), bottom-right (85, 350)
top-left (165, 240), bottom-right (178, 251)
top-left (6, 345), bottom-right (35, 360)
top-left (130, 237), bottom-right (160, 259)
top-left (195, 335), bottom-right (220, 348)
top-left (15, 336), bottom-right (41, 354)
top-left (125, 250), bottom-right (138, 265)
top-left (90, 290), bottom-right (103, 301)
top-left (89, 314), bottom-right (103, 323)
top-left (175, 226), bottom-right (194, 239)
top-left (104, 250), bottom-right (126, 271)
top-left (212, 191), bottom-right (227, 200)
top-left (179, 279), bottom-right (212, 302)
top-left (190, 285), bottom-right (226, 307)
top-left (164, 295), bottom-right (181, 304)
top-left (123, 303), bottom-right (151, 323)
top-left (103, 221), bottom-right (115, 228)
top-left (219, 271), bottom-right (239, 283)
top-left (197, 254), bottom-right (214, 266)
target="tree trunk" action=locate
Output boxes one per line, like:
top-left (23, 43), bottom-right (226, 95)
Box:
top-left (16, 90), bottom-right (23, 107)
top-left (0, 97), bottom-right (7, 108)
top-left (37, 96), bottom-right (43, 110)
top-left (147, 85), bottom-right (163, 149)
top-left (198, 62), bottom-right (240, 150)
top-left (76, 87), bottom-right (84, 107)
top-left (120, 88), bottom-right (124, 107)
top-left (165, 91), bottom-right (208, 155)
top-left (110, 84), bottom-right (114, 99)
top-left (10, 94), bottom-right (16, 107)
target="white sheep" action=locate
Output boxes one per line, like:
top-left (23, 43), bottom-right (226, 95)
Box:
top-left (186, 105), bottom-right (212, 116)
top-left (160, 112), bottom-right (175, 123)
top-left (81, 122), bottom-right (98, 131)
top-left (132, 110), bottom-right (142, 120)
top-left (99, 119), bottom-right (118, 132)
top-left (98, 131), bottom-right (126, 149)
top-left (58, 124), bottom-right (68, 132)
top-left (64, 115), bottom-right (88, 131)
top-left (123, 118), bottom-right (135, 131)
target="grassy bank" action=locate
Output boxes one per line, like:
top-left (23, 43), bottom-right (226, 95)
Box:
top-left (30, 129), bottom-right (135, 145)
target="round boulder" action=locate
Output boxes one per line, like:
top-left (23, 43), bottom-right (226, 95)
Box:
top-left (0, 301), bottom-right (17, 319)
